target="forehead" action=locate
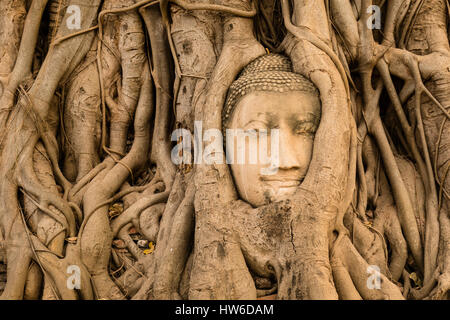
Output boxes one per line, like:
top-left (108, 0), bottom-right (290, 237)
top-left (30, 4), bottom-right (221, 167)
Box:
top-left (229, 91), bottom-right (321, 126)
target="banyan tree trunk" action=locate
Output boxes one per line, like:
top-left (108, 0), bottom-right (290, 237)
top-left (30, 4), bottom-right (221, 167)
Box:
top-left (0, 0), bottom-right (448, 300)
top-left (403, 0), bottom-right (450, 297)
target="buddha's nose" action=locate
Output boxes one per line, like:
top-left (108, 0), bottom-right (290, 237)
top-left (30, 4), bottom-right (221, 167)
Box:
top-left (277, 129), bottom-right (303, 171)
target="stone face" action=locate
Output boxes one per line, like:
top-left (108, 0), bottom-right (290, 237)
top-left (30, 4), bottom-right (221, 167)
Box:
top-left (223, 54), bottom-right (321, 207)
top-left (226, 90), bottom-right (320, 207)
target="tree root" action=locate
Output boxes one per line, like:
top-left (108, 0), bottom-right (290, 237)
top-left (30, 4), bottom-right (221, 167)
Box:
top-left (111, 191), bottom-right (170, 237)
top-left (332, 235), bottom-right (404, 299)
top-left (140, 3), bottom-right (176, 188)
top-left (0, 0), bottom-right (49, 131)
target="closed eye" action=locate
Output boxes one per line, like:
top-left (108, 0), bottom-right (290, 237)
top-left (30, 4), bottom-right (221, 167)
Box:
top-left (294, 121), bottom-right (318, 136)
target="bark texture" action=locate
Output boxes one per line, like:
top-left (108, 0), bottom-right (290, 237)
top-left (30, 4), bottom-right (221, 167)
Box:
top-left (0, 0), bottom-right (449, 300)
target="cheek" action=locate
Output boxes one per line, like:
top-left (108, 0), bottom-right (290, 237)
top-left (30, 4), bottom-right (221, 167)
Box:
top-left (230, 163), bottom-right (265, 204)
top-left (230, 163), bottom-right (261, 187)
top-left (293, 136), bottom-right (315, 162)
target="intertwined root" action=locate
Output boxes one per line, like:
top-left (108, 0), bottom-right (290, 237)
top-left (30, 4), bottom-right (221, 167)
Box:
top-left (1, 0), bottom-right (450, 300)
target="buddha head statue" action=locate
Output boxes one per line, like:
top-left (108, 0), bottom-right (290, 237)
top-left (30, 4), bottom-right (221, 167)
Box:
top-left (223, 54), bottom-right (321, 207)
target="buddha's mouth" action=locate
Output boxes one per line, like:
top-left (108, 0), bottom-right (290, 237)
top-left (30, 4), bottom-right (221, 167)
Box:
top-left (260, 177), bottom-right (303, 189)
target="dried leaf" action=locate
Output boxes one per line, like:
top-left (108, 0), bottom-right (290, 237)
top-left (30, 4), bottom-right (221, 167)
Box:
top-left (108, 203), bottom-right (123, 219)
top-left (113, 239), bottom-right (126, 249)
top-left (143, 242), bottom-right (155, 255)
top-left (409, 272), bottom-right (423, 287)
top-left (137, 239), bottom-right (149, 248)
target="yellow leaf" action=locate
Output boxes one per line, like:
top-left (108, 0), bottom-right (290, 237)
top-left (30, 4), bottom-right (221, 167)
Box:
top-left (143, 242), bottom-right (155, 255)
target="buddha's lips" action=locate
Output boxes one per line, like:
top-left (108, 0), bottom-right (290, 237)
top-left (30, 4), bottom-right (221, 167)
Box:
top-left (259, 177), bottom-right (302, 188)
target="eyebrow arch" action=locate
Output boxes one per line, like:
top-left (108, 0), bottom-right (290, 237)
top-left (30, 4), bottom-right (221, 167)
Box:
top-left (242, 119), bottom-right (270, 129)
top-left (243, 113), bottom-right (279, 128)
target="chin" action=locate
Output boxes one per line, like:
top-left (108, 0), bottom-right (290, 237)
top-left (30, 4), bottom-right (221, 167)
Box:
top-left (258, 186), bottom-right (298, 205)
top-left (275, 187), bottom-right (298, 201)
